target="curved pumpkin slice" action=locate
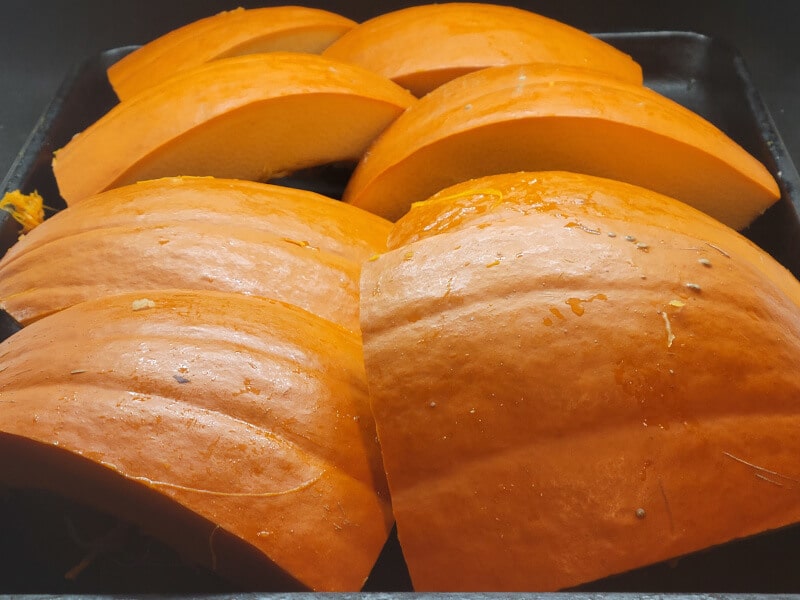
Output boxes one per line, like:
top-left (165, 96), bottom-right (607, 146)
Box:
top-left (360, 171), bottom-right (800, 591)
top-left (322, 2), bottom-right (642, 96)
top-left (54, 52), bottom-right (416, 204)
top-left (343, 63), bottom-right (780, 229)
top-left (0, 289), bottom-right (392, 591)
top-left (0, 177), bottom-right (390, 331)
top-left (108, 6), bottom-right (357, 101)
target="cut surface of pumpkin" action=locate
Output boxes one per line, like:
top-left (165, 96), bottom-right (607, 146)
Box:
top-left (360, 171), bottom-right (800, 591)
top-left (322, 2), bottom-right (642, 96)
top-left (0, 289), bottom-right (392, 591)
top-left (343, 63), bottom-right (780, 228)
top-left (108, 6), bottom-right (357, 100)
top-left (0, 176), bottom-right (389, 332)
top-left (54, 52), bottom-right (416, 204)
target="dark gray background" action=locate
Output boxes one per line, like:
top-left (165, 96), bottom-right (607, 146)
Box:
top-left (1, 0), bottom-right (798, 180)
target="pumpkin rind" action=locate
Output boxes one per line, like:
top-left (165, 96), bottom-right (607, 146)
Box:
top-left (0, 177), bottom-right (390, 332)
top-left (343, 63), bottom-right (780, 228)
top-left (322, 2), bottom-right (642, 96)
top-left (54, 52), bottom-right (416, 204)
top-left (108, 6), bottom-right (357, 101)
top-left (0, 289), bottom-right (392, 591)
top-left (359, 171), bottom-right (800, 591)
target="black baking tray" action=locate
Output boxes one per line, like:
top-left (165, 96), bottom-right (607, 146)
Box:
top-left (1, 31), bottom-right (800, 595)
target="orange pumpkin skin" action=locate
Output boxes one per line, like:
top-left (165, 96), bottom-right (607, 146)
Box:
top-left (0, 177), bottom-right (390, 332)
top-left (108, 6), bottom-right (357, 101)
top-left (0, 289), bottom-right (392, 591)
top-left (53, 52), bottom-right (416, 204)
top-left (322, 3), bottom-right (642, 96)
top-left (343, 63), bottom-right (779, 228)
top-left (360, 171), bottom-right (800, 591)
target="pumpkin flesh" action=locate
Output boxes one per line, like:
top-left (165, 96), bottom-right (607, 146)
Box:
top-left (54, 52), bottom-right (416, 204)
top-left (322, 2), bottom-right (642, 96)
top-left (108, 6), bottom-right (356, 100)
top-left (343, 65), bottom-right (779, 228)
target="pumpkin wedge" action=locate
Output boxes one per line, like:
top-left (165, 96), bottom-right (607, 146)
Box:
top-left (54, 52), bottom-right (416, 204)
top-left (0, 176), bottom-right (390, 331)
top-left (0, 289), bottom-right (392, 591)
top-left (343, 63), bottom-right (780, 229)
top-left (360, 171), bottom-right (800, 591)
top-left (108, 6), bottom-right (357, 101)
top-left (322, 2), bottom-right (642, 96)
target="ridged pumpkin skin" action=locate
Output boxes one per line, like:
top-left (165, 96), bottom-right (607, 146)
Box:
top-left (0, 289), bottom-right (392, 591)
top-left (108, 6), bottom-right (357, 101)
top-left (360, 171), bottom-right (800, 591)
top-left (0, 176), bottom-right (390, 331)
top-left (54, 52), bottom-right (416, 204)
top-left (322, 2), bottom-right (642, 96)
top-left (343, 63), bottom-right (780, 228)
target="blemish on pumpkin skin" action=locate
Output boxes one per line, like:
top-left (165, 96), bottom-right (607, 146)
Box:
top-left (707, 242), bottom-right (731, 258)
top-left (659, 311), bottom-right (675, 348)
top-left (722, 451), bottom-right (800, 487)
top-left (443, 277), bottom-right (454, 298)
top-left (565, 293), bottom-right (607, 316)
top-left (564, 221), bottom-right (601, 235)
top-left (549, 307), bottom-right (566, 321)
top-left (131, 298), bottom-right (156, 311)
top-left (233, 378), bottom-right (261, 396)
top-left (283, 238), bottom-right (318, 250)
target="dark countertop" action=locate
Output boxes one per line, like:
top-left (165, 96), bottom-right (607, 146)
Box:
top-left (1, 0), bottom-right (799, 186)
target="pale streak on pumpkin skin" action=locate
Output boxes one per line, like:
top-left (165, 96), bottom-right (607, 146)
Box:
top-left (722, 451), bottom-right (800, 487)
top-left (659, 311), bottom-right (676, 348)
top-left (97, 458), bottom-right (326, 498)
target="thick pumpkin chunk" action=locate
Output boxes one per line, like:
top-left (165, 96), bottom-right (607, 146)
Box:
top-left (360, 171), bottom-right (800, 591)
top-left (0, 176), bottom-right (390, 332)
top-left (0, 289), bottom-right (392, 591)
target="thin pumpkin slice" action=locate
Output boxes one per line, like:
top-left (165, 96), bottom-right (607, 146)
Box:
top-left (360, 171), bottom-right (800, 591)
top-left (0, 289), bottom-right (392, 591)
top-left (322, 2), bottom-right (642, 96)
top-left (0, 176), bottom-right (390, 331)
top-left (108, 6), bottom-right (357, 101)
top-left (53, 52), bottom-right (416, 204)
top-left (343, 63), bottom-right (780, 229)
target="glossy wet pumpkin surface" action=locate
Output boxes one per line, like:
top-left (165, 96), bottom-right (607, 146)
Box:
top-left (360, 171), bottom-right (800, 590)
